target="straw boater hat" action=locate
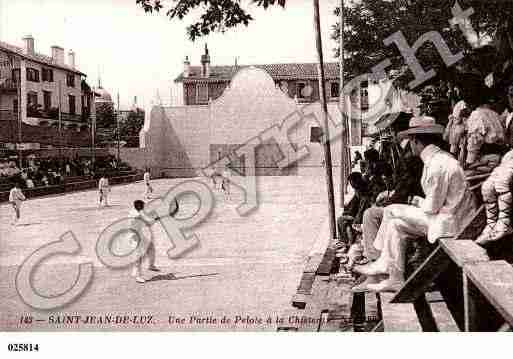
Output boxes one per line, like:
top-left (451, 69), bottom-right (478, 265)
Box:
top-left (398, 116), bottom-right (445, 139)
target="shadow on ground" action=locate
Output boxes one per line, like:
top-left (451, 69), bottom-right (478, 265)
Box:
top-left (13, 222), bottom-right (43, 227)
top-left (147, 272), bottom-right (220, 283)
top-left (71, 205), bottom-right (124, 212)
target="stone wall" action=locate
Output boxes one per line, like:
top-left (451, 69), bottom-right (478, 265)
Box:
top-left (140, 66), bottom-right (354, 178)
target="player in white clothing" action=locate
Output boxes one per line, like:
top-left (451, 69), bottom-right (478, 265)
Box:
top-left (9, 183), bottom-right (26, 226)
top-left (129, 200), bottom-right (160, 283)
top-left (98, 176), bottom-right (110, 207)
top-left (143, 169), bottom-right (153, 199)
top-left (221, 168), bottom-right (231, 199)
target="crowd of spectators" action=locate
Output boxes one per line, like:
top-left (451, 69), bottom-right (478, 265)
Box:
top-left (0, 155), bottom-right (128, 190)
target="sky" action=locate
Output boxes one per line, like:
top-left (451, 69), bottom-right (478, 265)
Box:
top-left (0, 0), bottom-right (341, 109)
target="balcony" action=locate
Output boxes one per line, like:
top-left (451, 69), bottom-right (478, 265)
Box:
top-left (61, 112), bottom-right (84, 123)
top-left (0, 110), bottom-right (18, 121)
top-left (27, 105), bottom-right (84, 122)
top-left (0, 78), bottom-right (17, 93)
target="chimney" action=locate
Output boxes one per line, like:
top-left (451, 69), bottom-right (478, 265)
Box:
top-left (183, 56), bottom-right (191, 78)
top-left (201, 44), bottom-right (210, 78)
top-left (51, 46), bottom-right (65, 66)
top-left (22, 35), bottom-right (35, 54)
top-left (68, 50), bottom-right (76, 69)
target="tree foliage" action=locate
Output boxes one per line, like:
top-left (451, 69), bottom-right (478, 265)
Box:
top-left (120, 110), bottom-right (145, 147)
top-left (136, 0), bottom-right (286, 41)
top-left (96, 102), bottom-right (116, 128)
top-left (332, 0), bottom-right (513, 90)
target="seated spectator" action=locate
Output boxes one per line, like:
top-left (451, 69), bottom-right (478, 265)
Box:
top-left (500, 83), bottom-right (513, 146)
top-left (465, 96), bottom-right (506, 167)
top-left (352, 151), bottom-right (363, 171)
top-left (353, 154), bottom-right (425, 291)
top-left (354, 116), bottom-right (477, 292)
top-left (42, 176), bottom-right (49, 187)
top-left (55, 170), bottom-right (63, 183)
top-left (337, 172), bottom-right (371, 248)
top-left (26, 178), bottom-right (35, 189)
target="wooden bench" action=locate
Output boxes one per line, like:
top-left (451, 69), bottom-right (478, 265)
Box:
top-left (464, 261), bottom-right (513, 331)
top-left (388, 235), bottom-right (513, 331)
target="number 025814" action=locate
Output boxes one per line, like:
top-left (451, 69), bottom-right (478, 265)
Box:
top-left (7, 343), bottom-right (40, 352)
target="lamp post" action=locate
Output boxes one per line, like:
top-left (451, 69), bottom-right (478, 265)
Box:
top-left (313, 0), bottom-right (337, 241)
top-left (116, 92), bottom-right (121, 167)
top-left (58, 80), bottom-right (63, 167)
top-left (339, 0), bottom-right (349, 210)
top-left (91, 88), bottom-right (96, 170)
top-left (16, 60), bottom-right (22, 169)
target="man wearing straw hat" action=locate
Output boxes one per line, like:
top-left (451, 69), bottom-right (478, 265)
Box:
top-left (354, 116), bottom-right (477, 292)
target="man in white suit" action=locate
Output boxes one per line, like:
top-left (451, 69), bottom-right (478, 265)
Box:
top-left (354, 117), bottom-right (477, 292)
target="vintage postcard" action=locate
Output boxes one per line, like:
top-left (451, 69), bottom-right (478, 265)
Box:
top-left (1, 1), bottom-right (513, 352)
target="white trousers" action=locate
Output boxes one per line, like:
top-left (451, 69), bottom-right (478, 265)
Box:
top-left (373, 204), bottom-right (429, 273)
top-left (132, 237), bottom-right (156, 277)
top-left (99, 190), bottom-right (109, 205)
top-left (144, 183), bottom-right (153, 197)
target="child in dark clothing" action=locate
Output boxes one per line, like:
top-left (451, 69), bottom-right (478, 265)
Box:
top-left (337, 172), bottom-right (371, 248)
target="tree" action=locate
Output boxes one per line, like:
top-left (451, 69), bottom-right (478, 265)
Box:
top-left (332, 0), bottom-right (513, 91)
top-left (136, 0), bottom-right (286, 41)
top-left (120, 109), bottom-right (145, 147)
top-left (96, 102), bottom-right (116, 128)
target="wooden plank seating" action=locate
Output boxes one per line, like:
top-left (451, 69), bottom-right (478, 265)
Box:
top-left (387, 232), bottom-right (513, 331)
top-left (425, 291), bottom-right (460, 332)
top-left (291, 252), bottom-right (332, 309)
top-left (381, 291), bottom-right (459, 332)
top-left (381, 293), bottom-right (423, 331)
top-left (291, 253), bottom-right (326, 309)
top-left (316, 247), bottom-right (337, 276)
top-left (391, 206), bottom-right (486, 304)
top-left (464, 261), bottom-right (513, 331)
top-left (391, 238), bottom-right (489, 331)
top-left (292, 272), bottom-right (316, 309)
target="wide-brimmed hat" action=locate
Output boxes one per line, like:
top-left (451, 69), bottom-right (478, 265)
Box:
top-left (398, 116), bottom-right (445, 138)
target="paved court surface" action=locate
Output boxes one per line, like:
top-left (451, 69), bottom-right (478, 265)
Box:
top-left (0, 176), bottom-right (336, 331)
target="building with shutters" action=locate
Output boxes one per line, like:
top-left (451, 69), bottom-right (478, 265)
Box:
top-left (0, 35), bottom-right (93, 150)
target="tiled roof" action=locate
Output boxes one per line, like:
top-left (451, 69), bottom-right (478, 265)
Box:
top-left (175, 63), bottom-right (341, 83)
top-left (0, 41), bottom-right (85, 76)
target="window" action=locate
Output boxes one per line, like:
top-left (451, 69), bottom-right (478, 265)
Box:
top-left (13, 99), bottom-right (18, 114)
top-left (27, 92), bottom-right (39, 117)
top-left (297, 82), bottom-right (307, 99)
top-left (27, 92), bottom-right (38, 106)
top-left (11, 69), bottom-right (20, 83)
top-left (330, 82), bottom-right (340, 98)
top-left (66, 74), bottom-right (75, 88)
top-left (310, 127), bottom-right (323, 143)
top-left (360, 89), bottom-right (369, 111)
top-left (42, 68), bottom-right (54, 82)
top-left (196, 84), bottom-right (209, 103)
top-left (43, 91), bottom-right (52, 111)
top-left (26, 68), bottom-right (40, 82)
top-left (360, 80), bottom-right (369, 111)
top-left (68, 95), bottom-right (76, 115)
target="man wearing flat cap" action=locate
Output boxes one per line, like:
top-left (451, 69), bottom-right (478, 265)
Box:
top-left (354, 116), bottom-right (477, 292)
